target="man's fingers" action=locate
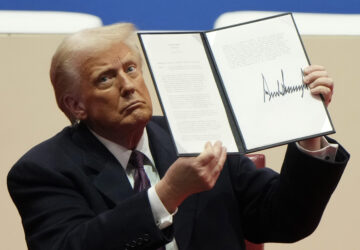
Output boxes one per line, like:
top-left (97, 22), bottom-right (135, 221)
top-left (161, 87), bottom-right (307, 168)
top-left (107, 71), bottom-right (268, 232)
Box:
top-left (308, 77), bottom-right (334, 89)
top-left (204, 141), bottom-right (212, 152)
top-left (303, 65), bottom-right (334, 107)
top-left (304, 70), bottom-right (331, 84)
top-left (310, 86), bottom-right (333, 106)
top-left (307, 77), bottom-right (334, 100)
top-left (209, 146), bottom-right (227, 184)
top-left (216, 146), bottom-right (227, 172)
top-left (198, 141), bottom-right (222, 165)
top-left (212, 141), bottom-right (223, 158)
top-left (198, 141), bottom-right (213, 163)
top-left (303, 65), bottom-right (325, 75)
top-left (303, 71), bottom-right (328, 83)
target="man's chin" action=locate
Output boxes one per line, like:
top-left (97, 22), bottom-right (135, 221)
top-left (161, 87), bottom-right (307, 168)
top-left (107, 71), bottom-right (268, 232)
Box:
top-left (124, 109), bottom-right (152, 127)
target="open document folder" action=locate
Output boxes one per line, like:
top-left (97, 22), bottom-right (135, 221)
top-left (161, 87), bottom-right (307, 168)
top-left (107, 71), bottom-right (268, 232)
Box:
top-left (138, 13), bottom-right (334, 156)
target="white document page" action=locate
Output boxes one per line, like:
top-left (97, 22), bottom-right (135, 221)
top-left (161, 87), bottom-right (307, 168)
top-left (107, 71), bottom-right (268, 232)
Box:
top-left (140, 33), bottom-right (238, 154)
top-left (205, 14), bottom-right (333, 150)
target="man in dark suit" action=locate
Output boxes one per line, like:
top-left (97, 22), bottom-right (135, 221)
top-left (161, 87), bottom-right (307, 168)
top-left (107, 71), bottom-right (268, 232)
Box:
top-left (8, 23), bottom-right (349, 250)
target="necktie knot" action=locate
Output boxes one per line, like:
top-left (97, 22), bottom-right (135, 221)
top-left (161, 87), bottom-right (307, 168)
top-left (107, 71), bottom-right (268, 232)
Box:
top-left (129, 150), bottom-right (151, 192)
top-left (130, 150), bottom-right (144, 169)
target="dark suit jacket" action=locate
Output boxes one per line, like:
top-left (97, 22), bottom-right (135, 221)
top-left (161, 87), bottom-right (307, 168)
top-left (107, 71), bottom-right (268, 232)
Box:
top-left (7, 116), bottom-right (349, 250)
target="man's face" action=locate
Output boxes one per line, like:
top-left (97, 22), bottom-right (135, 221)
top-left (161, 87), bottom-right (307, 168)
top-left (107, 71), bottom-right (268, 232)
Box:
top-left (76, 42), bottom-right (153, 136)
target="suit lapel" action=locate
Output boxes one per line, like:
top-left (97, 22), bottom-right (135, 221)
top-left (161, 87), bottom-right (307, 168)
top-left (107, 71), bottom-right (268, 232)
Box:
top-left (93, 161), bottom-right (135, 203)
top-left (147, 117), bottom-right (198, 250)
top-left (146, 118), bottom-right (177, 178)
top-left (72, 123), bottom-right (134, 204)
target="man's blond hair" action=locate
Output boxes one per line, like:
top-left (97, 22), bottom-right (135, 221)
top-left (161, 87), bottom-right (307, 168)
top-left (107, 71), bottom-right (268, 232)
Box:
top-left (50, 23), bottom-right (140, 123)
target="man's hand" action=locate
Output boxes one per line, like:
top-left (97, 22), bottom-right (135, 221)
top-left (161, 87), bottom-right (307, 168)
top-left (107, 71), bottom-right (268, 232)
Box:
top-left (155, 141), bottom-right (227, 213)
top-left (300, 65), bottom-right (334, 150)
top-left (303, 65), bottom-right (334, 107)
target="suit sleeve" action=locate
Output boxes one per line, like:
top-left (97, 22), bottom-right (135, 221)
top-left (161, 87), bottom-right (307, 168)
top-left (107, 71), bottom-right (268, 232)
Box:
top-left (229, 139), bottom-right (349, 243)
top-left (7, 158), bottom-right (173, 250)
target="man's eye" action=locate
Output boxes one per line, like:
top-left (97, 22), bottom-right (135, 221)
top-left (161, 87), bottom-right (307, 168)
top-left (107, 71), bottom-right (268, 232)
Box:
top-left (96, 74), bottom-right (114, 88)
top-left (98, 74), bottom-right (115, 83)
top-left (99, 76), bottom-right (109, 82)
top-left (126, 65), bottom-right (136, 73)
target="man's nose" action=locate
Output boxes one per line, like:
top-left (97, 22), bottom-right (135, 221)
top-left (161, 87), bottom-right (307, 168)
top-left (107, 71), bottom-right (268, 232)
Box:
top-left (119, 75), bottom-right (135, 97)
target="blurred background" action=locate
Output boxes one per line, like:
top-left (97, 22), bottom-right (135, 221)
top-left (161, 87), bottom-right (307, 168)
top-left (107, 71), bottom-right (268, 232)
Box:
top-left (1, 0), bottom-right (360, 30)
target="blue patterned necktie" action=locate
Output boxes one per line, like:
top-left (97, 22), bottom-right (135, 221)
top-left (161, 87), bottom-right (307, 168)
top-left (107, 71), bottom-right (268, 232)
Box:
top-left (130, 150), bottom-right (151, 192)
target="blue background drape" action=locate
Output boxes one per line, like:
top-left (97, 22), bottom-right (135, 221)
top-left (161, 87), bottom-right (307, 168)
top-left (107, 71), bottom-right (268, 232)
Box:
top-left (2, 0), bottom-right (360, 30)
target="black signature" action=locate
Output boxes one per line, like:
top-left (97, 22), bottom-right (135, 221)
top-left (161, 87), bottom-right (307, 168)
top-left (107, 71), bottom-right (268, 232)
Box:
top-left (263, 69), bottom-right (309, 103)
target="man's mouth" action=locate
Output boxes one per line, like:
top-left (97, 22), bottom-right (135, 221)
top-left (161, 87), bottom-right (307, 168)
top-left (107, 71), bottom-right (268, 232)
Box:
top-left (122, 100), bottom-right (144, 113)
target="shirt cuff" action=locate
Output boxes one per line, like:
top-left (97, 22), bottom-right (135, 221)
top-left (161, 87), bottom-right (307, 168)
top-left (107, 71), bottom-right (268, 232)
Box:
top-left (148, 186), bottom-right (178, 230)
top-left (296, 137), bottom-right (339, 162)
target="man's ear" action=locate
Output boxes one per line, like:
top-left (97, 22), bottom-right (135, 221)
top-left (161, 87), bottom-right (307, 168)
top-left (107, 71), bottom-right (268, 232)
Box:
top-left (63, 95), bottom-right (87, 120)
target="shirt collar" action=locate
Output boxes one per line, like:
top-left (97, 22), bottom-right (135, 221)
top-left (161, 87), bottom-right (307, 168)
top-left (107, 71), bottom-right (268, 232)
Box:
top-left (89, 128), bottom-right (155, 171)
